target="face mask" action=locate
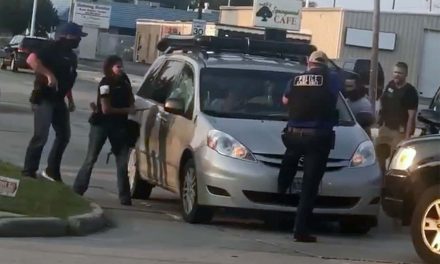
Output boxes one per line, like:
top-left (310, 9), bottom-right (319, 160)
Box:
top-left (58, 38), bottom-right (80, 50)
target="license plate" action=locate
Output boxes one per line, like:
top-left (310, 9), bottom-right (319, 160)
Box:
top-left (290, 178), bottom-right (322, 194)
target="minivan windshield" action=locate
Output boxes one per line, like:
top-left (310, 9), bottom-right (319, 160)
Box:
top-left (200, 68), bottom-right (355, 126)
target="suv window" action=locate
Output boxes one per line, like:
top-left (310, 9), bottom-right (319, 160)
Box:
top-left (430, 87), bottom-right (440, 112)
top-left (200, 68), bottom-right (355, 125)
top-left (167, 64), bottom-right (195, 119)
top-left (137, 59), bottom-right (184, 104)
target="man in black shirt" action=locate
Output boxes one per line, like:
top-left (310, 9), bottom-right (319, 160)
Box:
top-left (376, 62), bottom-right (419, 173)
top-left (22, 22), bottom-right (87, 181)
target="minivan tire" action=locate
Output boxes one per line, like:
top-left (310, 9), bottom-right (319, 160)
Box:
top-left (128, 148), bottom-right (154, 200)
top-left (0, 58), bottom-right (6, 70)
top-left (11, 56), bottom-right (18, 72)
top-left (411, 185), bottom-right (440, 264)
top-left (180, 159), bottom-right (214, 224)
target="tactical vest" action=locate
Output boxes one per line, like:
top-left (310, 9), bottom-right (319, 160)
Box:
top-left (287, 67), bottom-right (338, 127)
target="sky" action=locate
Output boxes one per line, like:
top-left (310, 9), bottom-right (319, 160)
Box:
top-left (51, 0), bottom-right (440, 13)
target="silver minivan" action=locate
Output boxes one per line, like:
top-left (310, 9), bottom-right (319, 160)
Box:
top-left (128, 37), bottom-right (382, 233)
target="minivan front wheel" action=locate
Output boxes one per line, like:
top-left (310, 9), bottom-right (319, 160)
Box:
top-left (411, 185), bottom-right (440, 264)
top-left (181, 159), bottom-right (214, 224)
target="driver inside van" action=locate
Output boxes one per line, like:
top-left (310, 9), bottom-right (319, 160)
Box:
top-left (208, 88), bottom-right (242, 112)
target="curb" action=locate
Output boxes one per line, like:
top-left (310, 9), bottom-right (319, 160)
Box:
top-left (68, 202), bottom-right (108, 236)
top-left (0, 203), bottom-right (107, 237)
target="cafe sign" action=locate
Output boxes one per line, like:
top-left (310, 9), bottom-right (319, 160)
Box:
top-left (253, 0), bottom-right (302, 31)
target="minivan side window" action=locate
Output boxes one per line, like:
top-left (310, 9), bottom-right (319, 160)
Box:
top-left (137, 58), bottom-right (164, 99)
top-left (142, 60), bottom-right (184, 104)
top-left (167, 64), bottom-right (195, 119)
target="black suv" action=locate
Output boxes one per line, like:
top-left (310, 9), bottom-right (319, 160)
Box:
top-left (0, 35), bottom-right (48, 72)
top-left (382, 86), bottom-right (440, 264)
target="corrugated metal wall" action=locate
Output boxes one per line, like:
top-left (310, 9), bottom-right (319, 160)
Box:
top-left (340, 10), bottom-right (440, 91)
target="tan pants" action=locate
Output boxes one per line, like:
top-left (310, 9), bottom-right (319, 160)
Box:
top-left (375, 126), bottom-right (405, 151)
top-left (375, 126), bottom-right (405, 172)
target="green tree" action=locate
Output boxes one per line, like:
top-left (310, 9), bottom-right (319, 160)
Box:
top-left (0, 0), bottom-right (59, 36)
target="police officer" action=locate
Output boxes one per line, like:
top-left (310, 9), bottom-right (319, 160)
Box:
top-left (376, 62), bottom-right (418, 173)
top-left (22, 22), bottom-right (87, 181)
top-left (73, 55), bottom-right (135, 206)
top-left (278, 51), bottom-right (341, 243)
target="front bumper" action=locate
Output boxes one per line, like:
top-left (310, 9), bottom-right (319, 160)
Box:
top-left (196, 147), bottom-right (382, 217)
top-left (381, 170), bottom-right (409, 219)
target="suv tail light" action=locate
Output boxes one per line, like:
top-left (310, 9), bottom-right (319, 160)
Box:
top-left (18, 47), bottom-right (29, 53)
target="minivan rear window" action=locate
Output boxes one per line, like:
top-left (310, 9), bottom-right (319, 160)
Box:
top-left (200, 68), bottom-right (355, 126)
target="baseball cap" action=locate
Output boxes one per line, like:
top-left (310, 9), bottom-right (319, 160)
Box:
top-left (308, 50), bottom-right (328, 64)
top-left (56, 22), bottom-right (88, 38)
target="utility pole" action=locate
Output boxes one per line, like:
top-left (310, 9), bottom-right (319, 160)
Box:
top-left (198, 0), bottom-right (205, 19)
top-left (392, 0), bottom-right (396, 10)
top-left (68, 0), bottom-right (75, 22)
top-left (333, 0), bottom-right (336, 7)
top-left (30, 0), bottom-right (38, 36)
top-left (369, 0), bottom-right (380, 112)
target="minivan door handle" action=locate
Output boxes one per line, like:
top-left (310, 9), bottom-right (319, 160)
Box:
top-left (156, 113), bottom-right (167, 123)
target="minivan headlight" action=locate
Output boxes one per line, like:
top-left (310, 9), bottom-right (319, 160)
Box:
top-left (350, 141), bottom-right (376, 167)
top-left (207, 130), bottom-right (256, 162)
top-left (389, 147), bottom-right (416, 171)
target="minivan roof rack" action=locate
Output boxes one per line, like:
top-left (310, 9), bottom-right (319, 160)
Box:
top-left (156, 35), bottom-right (317, 62)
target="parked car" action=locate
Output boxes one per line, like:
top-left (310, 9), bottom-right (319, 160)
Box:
top-left (382, 93), bottom-right (440, 263)
top-left (0, 35), bottom-right (48, 72)
top-left (128, 36), bottom-right (382, 233)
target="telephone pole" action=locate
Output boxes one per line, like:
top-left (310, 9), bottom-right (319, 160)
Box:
top-left (198, 0), bottom-right (205, 19)
top-left (30, 0), bottom-right (38, 36)
top-left (369, 0), bottom-right (380, 112)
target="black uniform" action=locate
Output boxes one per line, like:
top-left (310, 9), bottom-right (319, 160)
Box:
top-left (379, 81), bottom-right (418, 131)
top-left (278, 66), bottom-right (340, 238)
top-left (73, 74), bottom-right (134, 205)
top-left (22, 41), bottom-right (78, 180)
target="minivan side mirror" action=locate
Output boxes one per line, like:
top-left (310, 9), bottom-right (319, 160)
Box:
top-left (164, 98), bottom-right (185, 115)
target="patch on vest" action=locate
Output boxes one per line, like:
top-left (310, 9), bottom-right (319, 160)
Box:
top-left (294, 75), bottom-right (323, 87)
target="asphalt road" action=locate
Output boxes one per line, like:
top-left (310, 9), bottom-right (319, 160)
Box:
top-left (0, 65), bottom-right (423, 264)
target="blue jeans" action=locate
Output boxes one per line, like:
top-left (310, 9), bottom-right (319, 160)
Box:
top-left (73, 122), bottom-right (131, 203)
top-left (278, 129), bottom-right (333, 236)
top-left (23, 100), bottom-right (70, 179)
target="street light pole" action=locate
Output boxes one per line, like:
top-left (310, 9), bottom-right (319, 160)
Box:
top-left (198, 0), bottom-right (205, 19)
top-left (333, 0), bottom-right (336, 7)
top-left (68, 0), bottom-right (75, 22)
top-left (369, 0), bottom-right (380, 112)
top-left (30, 0), bottom-right (38, 36)
top-left (392, 0), bottom-right (396, 10)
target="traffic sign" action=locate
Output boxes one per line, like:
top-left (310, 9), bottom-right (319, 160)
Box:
top-left (192, 19), bottom-right (206, 36)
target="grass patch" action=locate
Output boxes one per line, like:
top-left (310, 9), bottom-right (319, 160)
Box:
top-left (0, 161), bottom-right (91, 219)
